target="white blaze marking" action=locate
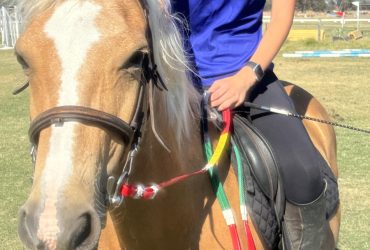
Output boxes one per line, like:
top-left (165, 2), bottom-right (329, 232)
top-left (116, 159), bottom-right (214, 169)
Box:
top-left (37, 1), bottom-right (101, 246)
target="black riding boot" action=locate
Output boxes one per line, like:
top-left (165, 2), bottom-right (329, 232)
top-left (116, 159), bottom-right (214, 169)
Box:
top-left (282, 181), bottom-right (335, 250)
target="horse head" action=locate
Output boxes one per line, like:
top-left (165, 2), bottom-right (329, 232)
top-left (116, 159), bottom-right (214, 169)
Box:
top-left (15, 0), bottom-right (199, 249)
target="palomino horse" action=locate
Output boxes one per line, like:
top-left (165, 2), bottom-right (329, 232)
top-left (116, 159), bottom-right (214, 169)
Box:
top-left (16, 0), bottom-right (340, 249)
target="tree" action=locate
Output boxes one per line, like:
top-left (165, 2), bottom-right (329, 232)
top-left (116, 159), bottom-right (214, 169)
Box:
top-left (0, 0), bottom-right (17, 7)
top-left (326, 0), bottom-right (338, 10)
top-left (296, 0), bottom-right (308, 12)
top-left (311, 0), bottom-right (328, 11)
top-left (296, 0), bottom-right (332, 12)
top-left (267, 0), bottom-right (331, 12)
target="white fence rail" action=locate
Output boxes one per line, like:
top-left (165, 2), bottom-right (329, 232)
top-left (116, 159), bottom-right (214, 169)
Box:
top-left (0, 6), bottom-right (21, 49)
top-left (263, 17), bottom-right (370, 24)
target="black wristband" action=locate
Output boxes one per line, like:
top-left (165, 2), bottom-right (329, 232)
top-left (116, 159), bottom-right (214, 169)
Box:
top-left (245, 61), bottom-right (264, 82)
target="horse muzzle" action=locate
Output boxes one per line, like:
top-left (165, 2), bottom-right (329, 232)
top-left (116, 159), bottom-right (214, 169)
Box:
top-left (18, 202), bottom-right (102, 250)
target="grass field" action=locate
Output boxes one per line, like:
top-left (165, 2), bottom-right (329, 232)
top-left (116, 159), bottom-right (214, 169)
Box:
top-left (1, 37), bottom-right (370, 249)
top-left (0, 49), bottom-right (30, 249)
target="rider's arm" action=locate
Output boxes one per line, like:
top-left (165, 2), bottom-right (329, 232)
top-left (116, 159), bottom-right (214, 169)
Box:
top-left (209, 0), bottom-right (296, 111)
top-left (249, 0), bottom-right (296, 70)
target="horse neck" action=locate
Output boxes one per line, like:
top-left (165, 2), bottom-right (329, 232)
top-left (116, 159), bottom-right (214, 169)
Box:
top-left (109, 89), bottom-right (226, 249)
top-left (131, 89), bottom-right (204, 184)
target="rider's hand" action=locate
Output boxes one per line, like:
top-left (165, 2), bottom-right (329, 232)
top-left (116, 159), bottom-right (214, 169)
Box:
top-left (208, 66), bottom-right (257, 111)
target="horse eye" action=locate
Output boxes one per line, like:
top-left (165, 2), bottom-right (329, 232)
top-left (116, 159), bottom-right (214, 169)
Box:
top-left (122, 50), bottom-right (147, 70)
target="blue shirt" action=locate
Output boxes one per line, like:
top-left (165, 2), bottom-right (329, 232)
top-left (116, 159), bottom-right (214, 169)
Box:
top-left (172, 0), bottom-right (266, 87)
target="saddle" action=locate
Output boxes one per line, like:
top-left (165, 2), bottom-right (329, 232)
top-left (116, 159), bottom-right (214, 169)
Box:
top-left (230, 114), bottom-right (340, 249)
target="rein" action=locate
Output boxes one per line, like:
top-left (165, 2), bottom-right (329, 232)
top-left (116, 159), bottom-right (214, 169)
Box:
top-left (113, 97), bottom-right (255, 250)
top-left (17, 78), bottom-right (253, 249)
top-left (243, 102), bottom-right (370, 134)
top-left (111, 105), bottom-right (233, 201)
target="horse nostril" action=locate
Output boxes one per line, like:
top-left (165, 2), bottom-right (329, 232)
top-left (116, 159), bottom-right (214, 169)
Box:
top-left (71, 213), bottom-right (92, 248)
top-left (18, 208), bottom-right (36, 249)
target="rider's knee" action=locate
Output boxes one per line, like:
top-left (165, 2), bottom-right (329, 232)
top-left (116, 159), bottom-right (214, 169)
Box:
top-left (283, 158), bottom-right (325, 205)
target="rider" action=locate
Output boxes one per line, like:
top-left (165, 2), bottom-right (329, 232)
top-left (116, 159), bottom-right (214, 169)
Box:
top-left (172, 0), bottom-right (336, 249)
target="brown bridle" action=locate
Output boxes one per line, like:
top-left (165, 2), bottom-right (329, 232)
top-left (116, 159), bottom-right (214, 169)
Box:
top-left (14, 51), bottom-right (163, 207)
top-left (26, 63), bottom-right (147, 152)
top-left (29, 106), bottom-right (135, 146)
top-left (14, 5), bottom-right (171, 208)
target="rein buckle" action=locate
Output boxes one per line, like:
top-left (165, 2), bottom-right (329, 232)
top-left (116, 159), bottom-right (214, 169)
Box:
top-left (107, 145), bottom-right (139, 208)
top-left (107, 173), bottom-right (128, 208)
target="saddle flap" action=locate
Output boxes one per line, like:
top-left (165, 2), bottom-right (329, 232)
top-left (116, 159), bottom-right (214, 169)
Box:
top-left (233, 115), bottom-right (279, 200)
top-left (231, 114), bottom-right (286, 248)
top-left (233, 114), bottom-right (286, 221)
